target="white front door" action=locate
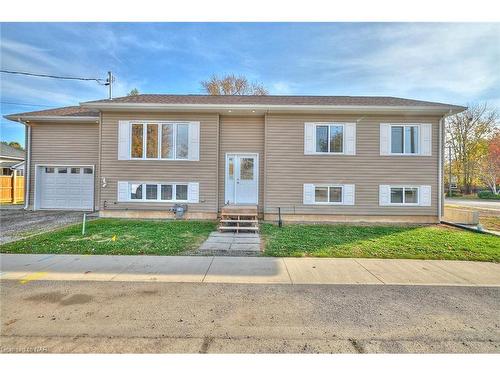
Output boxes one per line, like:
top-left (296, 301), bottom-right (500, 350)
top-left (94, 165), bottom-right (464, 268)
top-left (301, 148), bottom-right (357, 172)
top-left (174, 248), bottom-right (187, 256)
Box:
top-left (225, 154), bottom-right (258, 205)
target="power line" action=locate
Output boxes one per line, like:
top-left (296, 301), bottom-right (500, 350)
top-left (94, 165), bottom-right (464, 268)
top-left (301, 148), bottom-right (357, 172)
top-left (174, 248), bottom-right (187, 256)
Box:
top-left (1, 101), bottom-right (54, 108)
top-left (0, 69), bottom-right (107, 85)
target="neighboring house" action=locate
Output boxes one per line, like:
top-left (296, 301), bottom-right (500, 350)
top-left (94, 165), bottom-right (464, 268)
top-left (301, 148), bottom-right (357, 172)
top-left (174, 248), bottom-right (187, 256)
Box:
top-left (0, 143), bottom-right (25, 176)
top-left (5, 95), bottom-right (465, 223)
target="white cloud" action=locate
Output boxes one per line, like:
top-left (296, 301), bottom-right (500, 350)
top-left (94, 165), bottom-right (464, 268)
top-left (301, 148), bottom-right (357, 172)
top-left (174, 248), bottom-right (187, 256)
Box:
top-left (0, 34), bottom-right (140, 105)
top-left (270, 81), bottom-right (294, 94)
top-left (293, 23), bottom-right (500, 104)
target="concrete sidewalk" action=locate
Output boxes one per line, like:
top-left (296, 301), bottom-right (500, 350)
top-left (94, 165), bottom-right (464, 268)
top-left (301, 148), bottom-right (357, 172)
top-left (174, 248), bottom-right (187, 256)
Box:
top-left (1, 254), bottom-right (499, 286)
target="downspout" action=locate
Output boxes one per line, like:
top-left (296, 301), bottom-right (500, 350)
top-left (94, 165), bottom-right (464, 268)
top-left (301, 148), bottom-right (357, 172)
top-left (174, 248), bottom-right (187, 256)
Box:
top-left (216, 113), bottom-right (220, 215)
top-left (438, 111), bottom-right (451, 221)
top-left (21, 119), bottom-right (31, 210)
top-left (97, 112), bottom-right (102, 213)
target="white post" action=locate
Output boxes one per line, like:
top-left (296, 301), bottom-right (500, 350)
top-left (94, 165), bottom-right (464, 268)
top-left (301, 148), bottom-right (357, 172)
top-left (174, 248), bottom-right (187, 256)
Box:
top-left (82, 213), bottom-right (87, 235)
top-left (12, 169), bottom-right (17, 204)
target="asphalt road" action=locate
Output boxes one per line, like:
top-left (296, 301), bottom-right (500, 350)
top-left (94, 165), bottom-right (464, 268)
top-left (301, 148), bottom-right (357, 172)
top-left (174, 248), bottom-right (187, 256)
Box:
top-left (1, 280), bottom-right (499, 353)
top-left (445, 198), bottom-right (500, 211)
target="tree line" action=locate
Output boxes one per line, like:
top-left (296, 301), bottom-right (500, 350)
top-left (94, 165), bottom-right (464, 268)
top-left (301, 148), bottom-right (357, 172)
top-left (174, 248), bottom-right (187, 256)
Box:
top-left (446, 103), bottom-right (499, 195)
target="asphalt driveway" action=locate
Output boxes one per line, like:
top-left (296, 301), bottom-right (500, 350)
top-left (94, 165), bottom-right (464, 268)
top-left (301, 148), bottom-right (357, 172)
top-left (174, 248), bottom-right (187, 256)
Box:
top-left (0, 207), bottom-right (92, 244)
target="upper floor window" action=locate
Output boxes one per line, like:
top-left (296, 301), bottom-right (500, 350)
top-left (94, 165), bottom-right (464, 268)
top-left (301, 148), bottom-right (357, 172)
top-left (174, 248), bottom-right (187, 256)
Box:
top-left (130, 122), bottom-right (190, 160)
top-left (380, 123), bottom-right (432, 156)
top-left (304, 122), bottom-right (356, 155)
top-left (316, 124), bottom-right (344, 153)
top-left (391, 125), bottom-right (419, 154)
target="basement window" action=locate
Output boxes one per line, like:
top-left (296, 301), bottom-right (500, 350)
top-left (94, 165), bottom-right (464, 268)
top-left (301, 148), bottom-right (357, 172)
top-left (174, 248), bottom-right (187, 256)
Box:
top-left (314, 185), bottom-right (343, 204)
top-left (128, 183), bottom-right (188, 202)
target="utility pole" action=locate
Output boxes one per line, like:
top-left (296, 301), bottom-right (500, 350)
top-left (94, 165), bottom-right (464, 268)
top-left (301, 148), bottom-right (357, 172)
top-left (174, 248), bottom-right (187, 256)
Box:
top-left (106, 71), bottom-right (114, 99)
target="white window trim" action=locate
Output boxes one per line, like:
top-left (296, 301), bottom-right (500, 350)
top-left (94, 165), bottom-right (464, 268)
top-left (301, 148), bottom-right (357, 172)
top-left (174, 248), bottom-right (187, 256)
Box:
top-left (313, 123), bottom-right (345, 155)
top-left (129, 121), bottom-right (190, 161)
top-left (389, 124), bottom-right (421, 156)
top-left (128, 182), bottom-right (189, 203)
top-left (312, 184), bottom-right (344, 205)
top-left (387, 185), bottom-right (420, 206)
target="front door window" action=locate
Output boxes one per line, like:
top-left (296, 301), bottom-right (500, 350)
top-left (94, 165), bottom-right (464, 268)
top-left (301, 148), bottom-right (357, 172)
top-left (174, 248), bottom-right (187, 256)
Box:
top-left (240, 158), bottom-right (254, 180)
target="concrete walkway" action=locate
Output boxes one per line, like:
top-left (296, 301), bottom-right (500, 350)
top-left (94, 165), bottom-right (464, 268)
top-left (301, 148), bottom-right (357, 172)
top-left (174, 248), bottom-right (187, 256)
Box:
top-left (188, 231), bottom-right (261, 256)
top-left (1, 254), bottom-right (499, 286)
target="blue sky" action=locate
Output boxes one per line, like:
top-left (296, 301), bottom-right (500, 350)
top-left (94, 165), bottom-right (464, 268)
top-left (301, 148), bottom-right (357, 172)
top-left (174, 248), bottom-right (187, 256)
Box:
top-left (1, 22), bottom-right (499, 146)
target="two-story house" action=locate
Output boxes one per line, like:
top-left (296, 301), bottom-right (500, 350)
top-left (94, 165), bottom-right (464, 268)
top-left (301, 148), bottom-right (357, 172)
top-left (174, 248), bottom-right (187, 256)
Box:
top-left (5, 95), bottom-right (465, 223)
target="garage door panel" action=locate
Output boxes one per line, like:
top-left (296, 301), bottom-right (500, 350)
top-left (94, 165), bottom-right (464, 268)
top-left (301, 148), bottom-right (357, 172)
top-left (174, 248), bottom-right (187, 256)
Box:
top-left (39, 166), bottom-right (94, 210)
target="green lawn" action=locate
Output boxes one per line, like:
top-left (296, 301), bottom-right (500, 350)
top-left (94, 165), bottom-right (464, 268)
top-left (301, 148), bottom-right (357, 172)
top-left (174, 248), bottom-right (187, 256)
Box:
top-left (0, 219), bottom-right (217, 256)
top-left (262, 223), bottom-right (500, 262)
top-left (2, 219), bottom-right (499, 262)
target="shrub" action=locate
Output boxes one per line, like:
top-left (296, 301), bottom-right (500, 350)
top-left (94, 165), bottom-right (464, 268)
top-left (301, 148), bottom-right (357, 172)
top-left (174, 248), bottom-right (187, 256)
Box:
top-left (477, 191), bottom-right (500, 200)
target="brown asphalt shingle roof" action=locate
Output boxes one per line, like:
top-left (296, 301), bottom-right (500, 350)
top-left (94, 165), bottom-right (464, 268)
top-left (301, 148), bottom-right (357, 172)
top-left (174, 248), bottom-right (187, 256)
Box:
top-left (6, 106), bottom-right (99, 118)
top-left (6, 95), bottom-right (465, 119)
top-left (84, 94), bottom-right (463, 108)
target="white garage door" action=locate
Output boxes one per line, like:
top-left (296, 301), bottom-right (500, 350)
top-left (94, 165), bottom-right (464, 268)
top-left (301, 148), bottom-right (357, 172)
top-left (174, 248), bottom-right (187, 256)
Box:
top-left (39, 166), bottom-right (94, 210)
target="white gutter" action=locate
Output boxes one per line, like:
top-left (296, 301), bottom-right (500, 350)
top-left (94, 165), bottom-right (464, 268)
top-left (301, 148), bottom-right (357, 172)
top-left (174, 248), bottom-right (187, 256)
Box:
top-left (80, 102), bottom-right (466, 115)
top-left (10, 160), bottom-right (25, 169)
top-left (22, 120), bottom-right (31, 210)
top-left (5, 115), bottom-right (99, 123)
top-left (0, 156), bottom-right (24, 160)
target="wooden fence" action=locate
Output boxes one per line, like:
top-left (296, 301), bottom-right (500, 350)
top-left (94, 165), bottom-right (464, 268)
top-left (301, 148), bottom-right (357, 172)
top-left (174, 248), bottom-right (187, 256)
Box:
top-left (0, 174), bottom-right (24, 204)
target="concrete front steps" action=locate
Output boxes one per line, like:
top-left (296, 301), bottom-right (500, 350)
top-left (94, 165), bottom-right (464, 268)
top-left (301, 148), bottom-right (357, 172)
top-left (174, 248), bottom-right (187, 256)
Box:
top-left (218, 205), bottom-right (259, 233)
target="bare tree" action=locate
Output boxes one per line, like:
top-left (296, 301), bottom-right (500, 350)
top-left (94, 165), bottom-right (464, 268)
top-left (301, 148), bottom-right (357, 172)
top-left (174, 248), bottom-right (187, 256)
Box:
top-left (446, 103), bottom-right (498, 194)
top-left (201, 74), bottom-right (268, 95)
top-left (127, 88), bottom-right (140, 96)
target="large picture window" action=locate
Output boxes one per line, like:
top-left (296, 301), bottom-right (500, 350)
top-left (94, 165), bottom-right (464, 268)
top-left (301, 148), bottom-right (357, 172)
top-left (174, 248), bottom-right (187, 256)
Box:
top-left (131, 124), bottom-right (144, 158)
top-left (391, 125), bottom-right (419, 154)
top-left (315, 124), bottom-right (344, 153)
top-left (176, 124), bottom-right (189, 159)
top-left (131, 122), bottom-right (190, 160)
top-left (146, 124), bottom-right (158, 158)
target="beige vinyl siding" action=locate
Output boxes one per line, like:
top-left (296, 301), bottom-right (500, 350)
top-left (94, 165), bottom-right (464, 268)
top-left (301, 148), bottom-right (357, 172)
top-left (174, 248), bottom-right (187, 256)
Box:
top-left (264, 113), bottom-right (441, 217)
top-left (218, 115), bottom-right (265, 212)
top-left (28, 121), bottom-right (99, 208)
top-left (99, 112), bottom-right (218, 213)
